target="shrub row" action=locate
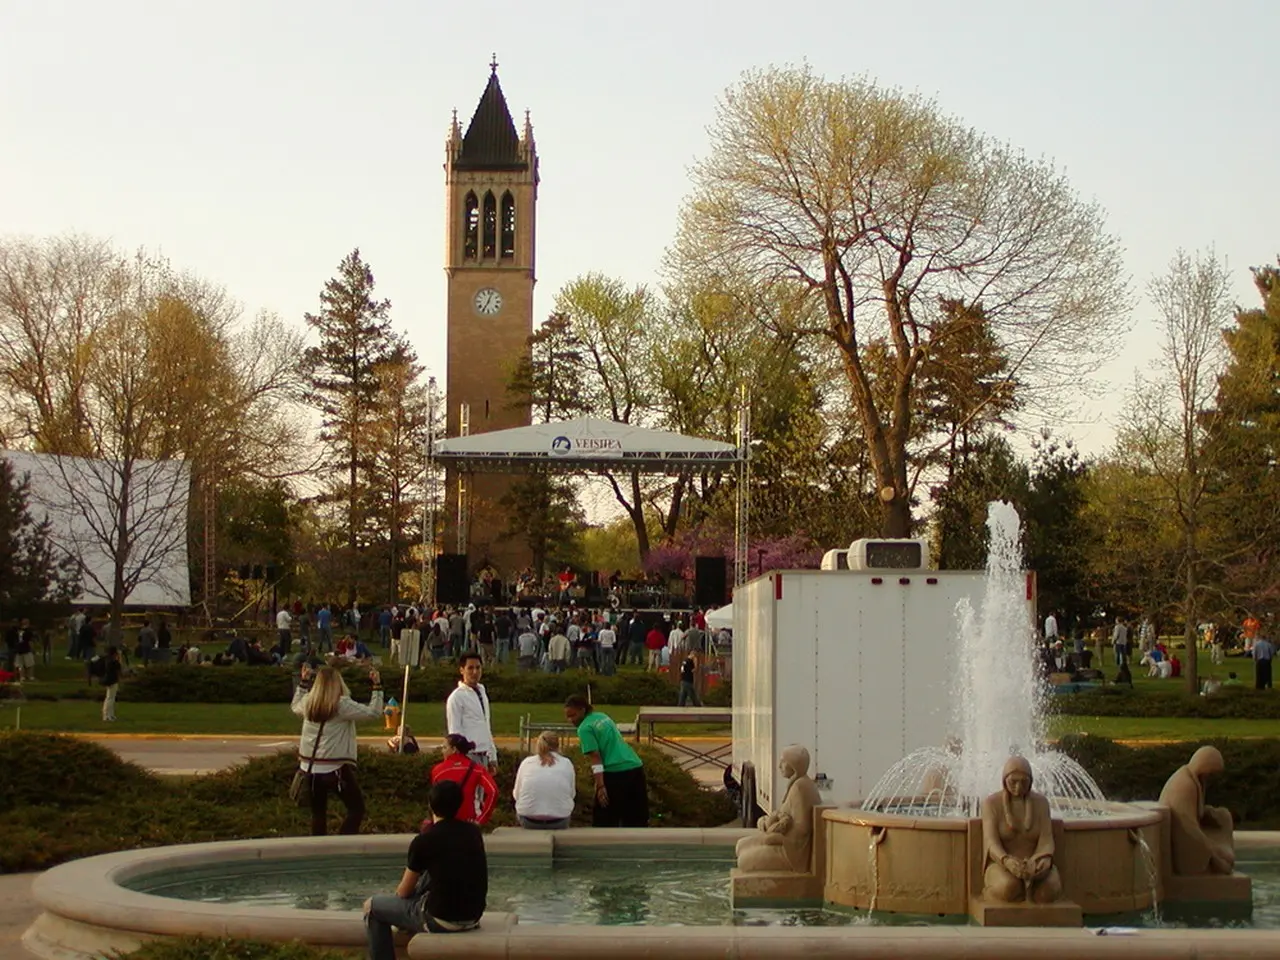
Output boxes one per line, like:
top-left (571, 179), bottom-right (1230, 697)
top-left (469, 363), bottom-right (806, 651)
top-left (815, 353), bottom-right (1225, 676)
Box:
top-left (1056, 734), bottom-right (1280, 828)
top-left (117, 663), bottom-right (683, 706)
top-left (1051, 686), bottom-right (1280, 719)
top-left (0, 731), bottom-right (736, 872)
top-left (123, 938), bottom-right (344, 960)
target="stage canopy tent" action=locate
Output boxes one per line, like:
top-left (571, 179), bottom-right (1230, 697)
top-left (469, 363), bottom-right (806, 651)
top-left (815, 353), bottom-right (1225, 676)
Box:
top-left (434, 417), bottom-right (740, 474)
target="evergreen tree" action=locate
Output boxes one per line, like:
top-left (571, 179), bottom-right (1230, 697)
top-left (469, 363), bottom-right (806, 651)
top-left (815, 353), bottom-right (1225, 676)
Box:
top-left (500, 474), bottom-right (585, 582)
top-left (1023, 432), bottom-right (1094, 628)
top-left (302, 250), bottom-right (401, 601)
top-left (367, 345), bottom-right (433, 603)
top-left (0, 458), bottom-right (80, 619)
top-left (1206, 262), bottom-right (1280, 609)
top-left (929, 436), bottom-right (1029, 570)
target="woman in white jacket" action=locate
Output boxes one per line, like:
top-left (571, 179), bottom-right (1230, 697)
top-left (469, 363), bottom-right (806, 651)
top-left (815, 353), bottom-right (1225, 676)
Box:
top-left (292, 663), bottom-right (384, 835)
top-left (513, 731), bottom-right (577, 829)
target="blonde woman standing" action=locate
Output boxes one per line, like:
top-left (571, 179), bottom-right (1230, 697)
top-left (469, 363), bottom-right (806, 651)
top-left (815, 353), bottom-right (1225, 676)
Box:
top-left (292, 663), bottom-right (384, 835)
top-left (513, 731), bottom-right (577, 829)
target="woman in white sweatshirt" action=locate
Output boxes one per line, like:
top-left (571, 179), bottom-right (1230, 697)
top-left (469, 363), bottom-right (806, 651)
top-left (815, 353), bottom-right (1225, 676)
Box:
top-left (513, 731), bottom-right (577, 829)
top-left (292, 663), bottom-right (384, 835)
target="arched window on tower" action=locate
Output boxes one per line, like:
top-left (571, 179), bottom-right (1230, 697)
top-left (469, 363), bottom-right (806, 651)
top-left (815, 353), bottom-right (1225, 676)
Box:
top-left (500, 192), bottom-right (516, 259)
top-left (463, 192), bottom-right (479, 260)
top-left (482, 191), bottom-right (497, 259)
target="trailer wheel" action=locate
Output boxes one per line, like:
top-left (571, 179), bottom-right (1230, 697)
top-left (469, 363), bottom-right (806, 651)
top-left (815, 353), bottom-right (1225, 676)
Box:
top-left (739, 761), bottom-right (764, 828)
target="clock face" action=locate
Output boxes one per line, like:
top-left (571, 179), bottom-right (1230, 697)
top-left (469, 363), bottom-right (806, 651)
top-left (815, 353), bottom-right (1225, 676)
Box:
top-left (474, 288), bottom-right (503, 316)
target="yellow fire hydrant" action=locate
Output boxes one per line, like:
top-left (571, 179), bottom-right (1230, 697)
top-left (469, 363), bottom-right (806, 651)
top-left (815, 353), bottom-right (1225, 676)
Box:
top-left (383, 697), bottom-right (401, 731)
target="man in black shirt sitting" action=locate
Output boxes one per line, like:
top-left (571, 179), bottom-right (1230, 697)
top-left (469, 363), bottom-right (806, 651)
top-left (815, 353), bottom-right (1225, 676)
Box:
top-left (363, 779), bottom-right (488, 959)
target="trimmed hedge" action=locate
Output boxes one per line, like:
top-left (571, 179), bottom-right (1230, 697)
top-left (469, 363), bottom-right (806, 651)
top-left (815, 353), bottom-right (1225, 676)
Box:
top-left (122, 938), bottom-right (345, 960)
top-left (117, 662), bottom-right (680, 706)
top-left (1057, 734), bottom-right (1280, 828)
top-left (1051, 686), bottom-right (1280, 719)
top-left (0, 731), bottom-right (736, 872)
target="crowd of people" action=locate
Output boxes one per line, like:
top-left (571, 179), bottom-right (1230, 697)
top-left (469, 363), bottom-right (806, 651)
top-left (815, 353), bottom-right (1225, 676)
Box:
top-left (291, 648), bottom-right (649, 837)
top-left (1037, 609), bottom-right (1276, 691)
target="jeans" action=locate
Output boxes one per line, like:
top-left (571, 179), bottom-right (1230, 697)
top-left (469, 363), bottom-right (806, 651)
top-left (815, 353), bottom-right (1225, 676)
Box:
top-left (1257, 659), bottom-right (1273, 690)
top-left (550, 659), bottom-right (566, 674)
top-left (365, 894), bottom-right (478, 960)
top-left (599, 648), bottom-right (616, 675)
top-left (518, 815), bottom-right (571, 830)
top-left (317, 625), bottom-right (333, 653)
top-left (380, 626), bottom-right (391, 648)
top-left (365, 894), bottom-right (425, 960)
top-left (678, 680), bottom-right (702, 707)
top-left (496, 637), bottom-right (510, 663)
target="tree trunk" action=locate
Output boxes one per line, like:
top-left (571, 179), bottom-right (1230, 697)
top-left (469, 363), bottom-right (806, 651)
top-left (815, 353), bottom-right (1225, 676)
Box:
top-left (1183, 532), bottom-right (1200, 695)
top-left (110, 461), bottom-right (133, 647)
top-left (388, 486), bottom-right (400, 604)
top-left (348, 439), bottom-right (358, 604)
top-left (880, 492), bottom-right (913, 538)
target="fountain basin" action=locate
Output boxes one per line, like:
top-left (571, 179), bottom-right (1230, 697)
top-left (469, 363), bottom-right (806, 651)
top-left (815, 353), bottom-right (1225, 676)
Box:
top-left (823, 803), bottom-right (1235, 923)
top-left (22, 828), bottom-right (1280, 959)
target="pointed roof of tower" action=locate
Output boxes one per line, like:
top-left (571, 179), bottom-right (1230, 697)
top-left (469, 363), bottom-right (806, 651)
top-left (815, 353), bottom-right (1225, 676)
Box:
top-left (456, 65), bottom-right (526, 171)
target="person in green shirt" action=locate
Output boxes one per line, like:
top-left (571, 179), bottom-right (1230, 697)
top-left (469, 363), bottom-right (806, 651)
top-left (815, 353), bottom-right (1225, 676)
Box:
top-left (564, 694), bottom-right (648, 827)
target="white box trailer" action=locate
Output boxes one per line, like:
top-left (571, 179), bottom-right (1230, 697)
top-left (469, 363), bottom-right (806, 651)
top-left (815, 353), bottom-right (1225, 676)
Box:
top-left (731, 565), bottom-right (1035, 819)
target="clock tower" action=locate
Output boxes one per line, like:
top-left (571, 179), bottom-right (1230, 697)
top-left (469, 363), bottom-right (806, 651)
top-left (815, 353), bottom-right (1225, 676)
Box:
top-left (443, 64), bottom-right (538, 576)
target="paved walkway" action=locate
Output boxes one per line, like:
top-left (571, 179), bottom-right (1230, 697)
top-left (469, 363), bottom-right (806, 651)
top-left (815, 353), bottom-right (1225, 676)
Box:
top-left (79, 733), bottom-right (731, 786)
top-left (0, 873), bottom-right (38, 957)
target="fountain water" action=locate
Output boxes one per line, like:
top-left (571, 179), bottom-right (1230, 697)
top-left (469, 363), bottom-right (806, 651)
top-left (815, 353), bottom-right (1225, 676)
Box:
top-left (860, 501), bottom-right (1108, 818)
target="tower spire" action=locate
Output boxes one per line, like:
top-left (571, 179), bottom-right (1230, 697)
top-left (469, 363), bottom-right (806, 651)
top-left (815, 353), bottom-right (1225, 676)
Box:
top-left (489, 52), bottom-right (498, 74)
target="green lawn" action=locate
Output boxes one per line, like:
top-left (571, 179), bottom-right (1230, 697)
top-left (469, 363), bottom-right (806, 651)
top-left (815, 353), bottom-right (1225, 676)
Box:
top-left (9, 697), bottom-right (1280, 743)
top-left (1046, 715), bottom-right (1280, 741)
top-left (6, 649), bottom-right (1276, 743)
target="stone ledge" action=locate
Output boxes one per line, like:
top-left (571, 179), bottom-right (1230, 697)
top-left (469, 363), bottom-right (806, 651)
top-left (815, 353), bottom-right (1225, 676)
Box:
top-left (969, 897), bottom-right (1083, 927)
top-left (730, 869), bottom-right (822, 905)
top-left (1164, 872), bottom-right (1253, 904)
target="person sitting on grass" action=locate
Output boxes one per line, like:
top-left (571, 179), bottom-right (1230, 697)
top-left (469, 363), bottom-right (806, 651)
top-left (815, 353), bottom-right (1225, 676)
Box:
top-left (364, 779), bottom-right (487, 960)
top-left (513, 731), bottom-right (576, 830)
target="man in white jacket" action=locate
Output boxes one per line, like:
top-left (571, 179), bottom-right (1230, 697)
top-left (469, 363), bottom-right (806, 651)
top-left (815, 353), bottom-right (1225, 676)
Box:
top-left (446, 651), bottom-right (497, 768)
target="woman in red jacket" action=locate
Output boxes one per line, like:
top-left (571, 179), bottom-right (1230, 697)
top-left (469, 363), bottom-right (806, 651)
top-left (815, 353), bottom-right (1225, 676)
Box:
top-left (431, 734), bottom-right (498, 824)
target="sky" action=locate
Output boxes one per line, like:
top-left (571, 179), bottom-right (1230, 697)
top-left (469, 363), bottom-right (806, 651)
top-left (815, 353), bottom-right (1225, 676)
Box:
top-left (3, 0), bottom-right (1278, 460)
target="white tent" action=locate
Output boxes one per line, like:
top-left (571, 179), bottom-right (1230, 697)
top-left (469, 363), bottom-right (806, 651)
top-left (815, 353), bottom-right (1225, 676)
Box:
top-left (3, 450), bottom-right (191, 607)
top-left (705, 604), bottom-right (733, 631)
top-left (434, 417), bottom-right (740, 474)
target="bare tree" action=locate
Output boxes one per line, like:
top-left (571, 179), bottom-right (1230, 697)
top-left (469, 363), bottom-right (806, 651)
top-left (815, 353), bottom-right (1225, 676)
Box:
top-left (675, 67), bottom-right (1130, 535)
top-left (1123, 249), bottom-right (1234, 694)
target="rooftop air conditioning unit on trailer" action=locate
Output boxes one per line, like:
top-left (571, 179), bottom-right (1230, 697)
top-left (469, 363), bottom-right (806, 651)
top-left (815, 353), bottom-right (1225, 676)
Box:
top-left (819, 549), bottom-right (850, 570)
top-left (846, 538), bottom-right (930, 571)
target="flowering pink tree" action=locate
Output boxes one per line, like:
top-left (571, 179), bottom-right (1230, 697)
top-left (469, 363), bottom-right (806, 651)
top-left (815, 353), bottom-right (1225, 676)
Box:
top-left (641, 526), bottom-right (823, 587)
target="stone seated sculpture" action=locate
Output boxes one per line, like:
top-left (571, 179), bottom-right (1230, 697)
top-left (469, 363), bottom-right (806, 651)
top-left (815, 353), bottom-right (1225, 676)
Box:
top-left (1159, 745), bottom-right (1236, 876)
top-left (735, 744), bottom-right (822, 874)
top-left (980, 756), bottom-right (1063, 904)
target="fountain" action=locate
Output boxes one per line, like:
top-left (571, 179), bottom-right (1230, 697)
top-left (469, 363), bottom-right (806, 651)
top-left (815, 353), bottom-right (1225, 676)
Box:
top-left (817, 501), bottom-right (1252, 925)
top-left (861, 503), bottom-right (1108, 819)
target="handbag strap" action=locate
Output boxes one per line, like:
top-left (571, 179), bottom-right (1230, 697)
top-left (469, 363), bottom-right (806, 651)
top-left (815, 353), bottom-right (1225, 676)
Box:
top-left (304, 720), bottom-right (327, 774)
